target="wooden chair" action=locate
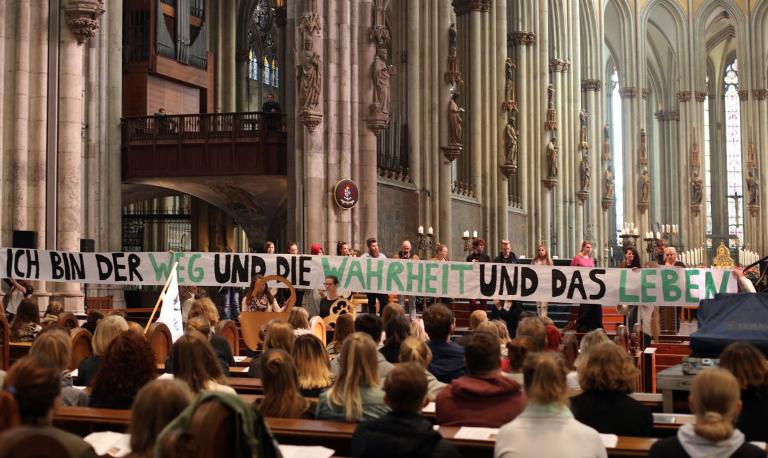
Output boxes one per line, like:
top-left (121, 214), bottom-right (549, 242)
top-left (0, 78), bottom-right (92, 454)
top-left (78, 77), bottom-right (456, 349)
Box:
top-left (57, 312), bottom-right (79, 330)
top-left (238, 312), bottom-right (288, 351)
top-left (69, 328), bottom-right (93, 371)
top-left (309, 316), bottom-right (326, 346)
top-left (0, 314), bottom-right (9, 371)
top-left (0, 426), bottom-right (69, 458)
top-left (147, 322), bottom-right (173, 364)
top-left (215, 319), bottom-right (240, 356)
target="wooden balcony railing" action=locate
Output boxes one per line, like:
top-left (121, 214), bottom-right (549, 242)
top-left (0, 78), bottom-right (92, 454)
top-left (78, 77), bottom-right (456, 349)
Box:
top-left (122, 112), bottom-right (286, 144)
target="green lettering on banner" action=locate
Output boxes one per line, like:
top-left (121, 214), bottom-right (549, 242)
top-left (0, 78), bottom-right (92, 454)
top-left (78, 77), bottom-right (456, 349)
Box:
top-left (366, 259), bottom-right (384, 290)
top-left (441, 264), bottom-right (450, 294)
top-left (406, 262), bottom-right (424, 293)
top-left (718, 270), bottom-right (731, 293)
top-left (424, 263), bottom-right (438, 294)
top-left (640, 270), bottom-right (657, 303)
top-left (703, 270), bottom-right (731, 299)
top-left (187, 254), bottom-right (204, 283)
top-left (386, 262), bottom-right (405, 291)
top-left (173, 253), bottom-right (186, 282)
top-left (148, 253), bottom-right (175, 282)
top-left (685, 269), bottom-right (701, 304)
top-left (344, 259), bottom-right (366, 290)
top-left (321, 257), bottom-right (349, 281)
top-left (618, 270), bottom-right (639, 302)
top-left (661, 269), bottom-right (681, 302)
top-left (450, 264), bottom-right (472, 294)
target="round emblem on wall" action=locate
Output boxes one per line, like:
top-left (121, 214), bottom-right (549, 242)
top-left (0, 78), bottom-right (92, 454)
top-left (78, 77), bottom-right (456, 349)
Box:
top-left (333, 179), bottom-right (359, 210)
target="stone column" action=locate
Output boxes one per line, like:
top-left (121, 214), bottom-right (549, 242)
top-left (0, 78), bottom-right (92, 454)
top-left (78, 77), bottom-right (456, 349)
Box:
top-left (220, 0), bottom-right (236, 112)
top-left (0, 0), bottom-right (6, 248)
top-left (359, 0), bottom-right (378, 240)
top-left (756, 89), bottom-right (768, 252)
top-left (438, 1), bottom-right (452, 250)
top-left (12, 0), bottom-right (31, 232)
top-left (469, 10), bottom-right (483, 219)
top-left (494, 0), bottom-right (508, 244)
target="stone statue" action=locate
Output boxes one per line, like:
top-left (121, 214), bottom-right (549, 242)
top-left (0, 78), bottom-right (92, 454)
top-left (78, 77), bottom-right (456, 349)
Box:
top-left (602, 124), bottom-right (612, 163)
top-left (638, 128), bottom-right (648, 166)
top-left (603, 165), bottom-right (615, 200)
top-left (447, 92), bottom-right (464, 145)
top-left (546, 137), bottom-right (559, 178)
top-left (449, 23), bottom-right (457, 51)
top-left (747, 170), bottom-right (759, 206)
top-left (545, 83), bottom-right (557, 130)
top-left (580, 109), bottom-right (588, 131)
top-left (445, 23), bottom-right (463, 85)
top-left (503, 117), bottom-right (518, 167)
top-left (580, 155), bottom-right (591, 192)
top-left (748, 141), bottom-right (757, 168)
top-left (691, 170), bottom-right (703, 205)
top-left (547, 83), bottom-right (555, 106)
top-left (504, 58), bottom-right (516, 104)
top-left (639, 168), bottom-right (650, 203)
top-left (690, 128), bottom-right (700, 170)
top-left (297, 38), bottom-right (322, 111)
top-left (372, 48), bottom-right (395, 115)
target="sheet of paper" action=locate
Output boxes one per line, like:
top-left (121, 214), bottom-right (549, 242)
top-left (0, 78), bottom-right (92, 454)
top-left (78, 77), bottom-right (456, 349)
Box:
top-left (84, 431), bottom-right (132, 457)
top-left (233, 356), bottom-right (247, 362)
top-left (159, 372), bottom-right (174, 380)
top-left (278, 445), bottom-right (335, 458)
top-left (653, 413), bottom-right (677, 424)
top-left (600, 433), bottom-right (618, 448)
top-left (454, 427), bottom-right (499, 441)
top-left (750, 442), bottom-right (767, 450)
top-left (422, 402), bottom-right (436, 414)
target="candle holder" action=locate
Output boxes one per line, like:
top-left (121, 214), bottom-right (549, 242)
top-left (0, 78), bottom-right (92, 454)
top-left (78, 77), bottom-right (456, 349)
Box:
top-left (462, 234), bottom-right (472, 254)
top-left (644, 237), bottom-right (658, 258)
top-left (619, 234), bottom-right (640, 249)
top-left (417, 232), bottom-right (434, 256)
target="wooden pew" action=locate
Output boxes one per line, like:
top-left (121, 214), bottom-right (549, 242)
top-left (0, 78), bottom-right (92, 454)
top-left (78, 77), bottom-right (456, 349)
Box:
top-left (146, 322), bottom-right (172, 364)
top-left (215, 319), bottom-right (240, 356)
top-left (226, 377), bottom-right (263, 393)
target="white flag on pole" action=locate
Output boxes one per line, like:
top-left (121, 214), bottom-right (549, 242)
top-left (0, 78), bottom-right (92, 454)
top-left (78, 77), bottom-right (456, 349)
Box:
top-left (157, 265), bottom-right (184, 342)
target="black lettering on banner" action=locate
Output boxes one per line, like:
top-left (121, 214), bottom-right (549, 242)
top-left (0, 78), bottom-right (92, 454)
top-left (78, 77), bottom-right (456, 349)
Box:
top-left (521, 267), bottom-right (539, 296)
top-left (299, 256), bottom-right (311, 286)
top-left (214, 254), bottom-right (231, 283)
top-left (111, 253), bottom-right (128, 282)
top-left (95, 254), bottom-right (113, 281)
top-left (479, 265), bottom-right (496, 297)
top-left (5, 249), bottom-right (12, 278)
top-left (69, 253), bottom-right (85, 280)
top-left (51, 252), bottom-right (65, 280)
top-left (231, 254), bottom-right (248, 283)
top-left (498, 265), bottom-right (517, 295)
top-left (250, 255), bottom-right (266, 279)
top-left (566, 271), bottom-right (587, 300)
top-left (13, 250), bottom-right (26, 278)
top-left (552, 269), bottom-right (567, 297)
top-left (128, 254), bottom-right (143, 281)
top-left (276, 256), bottom-right (290, 278)
top-left (588, 269), bottom-right (606, 300)
top-left (289, 256), bottom-right (298, 284)
top-left (28, 250), bottom-right (39, 279)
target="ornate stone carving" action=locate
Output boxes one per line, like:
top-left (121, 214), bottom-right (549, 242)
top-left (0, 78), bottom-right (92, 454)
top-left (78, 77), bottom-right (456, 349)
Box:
top-left (502, 58), bottom-right (517, 112)
top-left (64, 0), bottom-right (105, 44)
top-left (444, 23), bottom-right (464, 86)
top-left (677, 91), bottom-right (692, 102)
top-left (579, 109), bottom-right (589, 150)
top-left (369, 0), bottom-right (391, 49)
top-left (747, 139), bottom-right (757, 169)
top-left (442, 91), bottom-right (464, 162)
top-left (638, 167), bottom-right (650, 212)
top-left (549, 58), bottom-right (569, 73)
top-left (508, 31), bottom-right (536, 46)
top-left (581, 79), bottom-right (602, 92)
top-left (618, 87), bottom-right (637, 99)
top-left (654, 111), bottom-right (679, 122)
top-left (500, 115), bottom-right (518, 176)
top-left (452, 0), bottom-right (491, 15)
top-left (577, 152), bottom-right (591, 201)
top-left (544, 83), bottom-right (557, 131)
top-left (641, 88), bottom-right (649, 99)
top-left (601, 124), bottom-right (611, 164)
top-left (747, 169), bottom-right (760, 211)
top-left (694, 91), bottom-right (708, 102)
top-left (368, 49), bottom-right (397, 134)
top-left (690, 127), bottom-right (700, 171)
top-left (638, 128), bottom-right (648, 167)
top-left (738, 90), bottom-right (749, 101)
top-left (545, 137), bottom-right (559, 180)
top-left (296, 1), bottom-right (323, 132)
top-left (753, 89), bottom-right (768, 101)
top-left (602, 164), bottom-right (615, 210)
top-left (691, 169), bottom-right (703, 208)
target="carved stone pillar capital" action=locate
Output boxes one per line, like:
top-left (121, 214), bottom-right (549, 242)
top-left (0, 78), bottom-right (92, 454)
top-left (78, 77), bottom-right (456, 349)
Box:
top-left (64, 0), bottom-right (105, 44)
top-left (641, 88), bottom-right (649, 99)
top-left (654, 111), bottom-right (679, 122)
top-left (581, 79), bottom-right (602, 92)
top-left (738, 89), bottom-right (749, 101)
top-left (452, 0), bottom-right (491, 15)
top-left (753, 89), bottom-right (768, 101)
top-left (676, 91), bottom-right (692, 102)
top-left (695, 91), bottom-right (709, 102)
top-left (549, 58), bottom-right (570, 73)
top-left (618, 87), bottom-right (637, 99)
top-left (508, 31), bottom-right (536, 46)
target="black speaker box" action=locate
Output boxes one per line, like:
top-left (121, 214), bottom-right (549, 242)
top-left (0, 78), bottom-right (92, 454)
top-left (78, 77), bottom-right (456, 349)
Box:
top-left (12, 230), bottom-right (38, 249)
top-left (80, 239), bottom-right (96, 253)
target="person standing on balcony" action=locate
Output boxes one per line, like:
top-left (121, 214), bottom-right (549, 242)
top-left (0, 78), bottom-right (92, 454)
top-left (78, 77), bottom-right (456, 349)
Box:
top-left (154, 107), bottom-right (175, 134)
top-left (262, 93), bottom-right (281, 130)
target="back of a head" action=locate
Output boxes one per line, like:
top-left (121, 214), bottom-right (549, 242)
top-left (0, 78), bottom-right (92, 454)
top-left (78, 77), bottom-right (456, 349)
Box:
top-left (172, 332), bottom-right (223, 392)
top-left (333, 313), bottom-right (355, 344)
top-left (691, 368), bottom-right (741, 442)
top-left (523, 352), bottom-right (567, 405)
top-left (719, 342), bottom-right (768, 389)
top-left (493, 320), bottom-right (512, 343)
top-left (578, 342), bottom-right (637, 393)
top-left (475, 321), bottom-right (500, 339)
top-left (465, 331), bottom-right (501, 376)
top-left (330, 333), bottom-right (380, 420)
top-left (287, 307), bottom-right (309, 330)
top-left (265, 321), bottom-right (295, 353)
top-left (516, 317), bottom-right (547, 351)
top-left (91, 331), bottom-right (158, 406)
top-left (506, 337), bottom-right (532, 372)
top-left (189, 298), bottom-right (220, 327)
top-left (291, 334), bottom-right (332, 390)
top-left (0, 357), bottom-right (60, 430)
top-left (575, 329), bottom-right (611, 367)
top-left (381, 303), bottom-right (405, 328)
top-left (186, 316), bottom-right (212, 338)
top-left (384, 314), bottom-right (410, 346)
top-left (93, 315), bottom-right (129, 356)
top-left (86, 310), bottom-right (105, 324)
top-left (11, 300), bottom-right (40, 334)
top-left (259, 350), bottom-right (308, 418)
top-left (422, 304), bottom-right (454, 342)
top-left (398, 336), bottom-right (432, 368)
top-left (469, 310), bottom-right (488, 330)
top-left (355, 314), bottom-right (384, 343)
top-left (44, 301), bottom-right (64, 317)
top-left (29, 329), bottom-right (71, 373)
top-left (384, 362), bottom-right (428, 413)
top-left (130, 379), bottom-right (193, 455)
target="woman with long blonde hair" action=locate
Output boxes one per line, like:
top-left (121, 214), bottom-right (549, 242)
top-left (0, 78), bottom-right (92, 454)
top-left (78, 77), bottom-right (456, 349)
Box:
top-left (316, 332), bottom-right (389, 422)
top-left (398, 336), bottom-right (445, 401)
top-left (292, 334), bottom-right (333, 397)
top-left (257, 350), bottom-right (310, 418)
top-left (532, 243), bottom-right (553, 317)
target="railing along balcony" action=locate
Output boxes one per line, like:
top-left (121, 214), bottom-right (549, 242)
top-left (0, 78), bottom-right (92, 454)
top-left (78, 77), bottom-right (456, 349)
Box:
top-left (121, 111), bottom-right (287, 179)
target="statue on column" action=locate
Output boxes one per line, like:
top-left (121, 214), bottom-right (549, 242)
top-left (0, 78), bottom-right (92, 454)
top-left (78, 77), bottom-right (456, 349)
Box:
top-left (369, 47), bottom-right (397, 134)
top-left (691, 169), bottom-right (703, 206)
top-left (638, 128), bottom-right (648, 167)
top-left (545, 137), bottom-right (559, 179)
top-left (580, 154), bottom-right (591, 193)
top-left (502, 58), bottom-right (517, 112)
top-left (603, 165), bottom-right (615, 200)
top-left (639, 167), bottom-right (650, 204)
top-left (503, 116), bottom-right (518, 168)
top-left (602, 124), bottom-right (612, 164)
top-left (447, 91), bottom-right (465, 146)
top-left (445, 23), bottom-right (463, 86)
top-left (747, 169), bottom-right (759, 207)
top-left (297, 38), bottom-right (322, 111)
top-left (545, 83), bottom-right (557, 130)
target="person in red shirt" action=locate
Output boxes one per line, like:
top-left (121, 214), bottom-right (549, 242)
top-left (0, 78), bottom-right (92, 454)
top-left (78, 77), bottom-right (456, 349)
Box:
top-left (571, 240), bottom-right (601, 332)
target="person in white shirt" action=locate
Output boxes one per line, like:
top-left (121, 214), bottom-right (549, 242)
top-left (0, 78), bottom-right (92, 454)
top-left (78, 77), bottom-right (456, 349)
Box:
top-left (359, 237), bottom-right (388, 315)
top-left (494, 352), bottom-right (607, 458)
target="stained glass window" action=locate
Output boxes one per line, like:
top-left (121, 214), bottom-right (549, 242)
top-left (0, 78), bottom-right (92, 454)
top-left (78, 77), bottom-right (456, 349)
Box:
top-left (611, 70), bottom-right (624, 242)
top-left (263, 56), bottom-right (270, 83)
top-left (272, 59), bottom-right (278, 87)
top-left (249, 49), bottom-right (259, 81)
top-left (724, 60), bottom-right (743, 243)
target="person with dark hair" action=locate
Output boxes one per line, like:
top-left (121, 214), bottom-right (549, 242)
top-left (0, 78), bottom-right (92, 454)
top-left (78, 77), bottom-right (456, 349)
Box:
top-left (29, 329), bottom-right (89, 406)
top-left (40, 301), bottom-right (65, 327)
top-left (4, 278), bottom-right (32, 322)
top-left (337, 241), bottom-right (350, 256)
top-left (257, 350), bottom-right (310, 418)
top-left (170, 332), bottom-right (236, 394)
top-left (436, 331), bottom-right (526, 427)
top-left (327, 312), bottom-right (354, 358)
top-left (128, 379), bottom-right (193, 458)
top-left (0, 357), bottom-right (98, 457)
top-left (570, 343), bottom-right (653, 437)
top-left (331, 314), bottom-right (394, 380)
top-left (81, 310), bottom-right (105, 334)
top-left (719, 342), bottom-right (768, 441)
top-left (241, 276), bottom-right (282, 312)
top-left (423, 304), bottom-right (465, 383)
top-left (360, 237), bottom-right (388, 314)
top-left (380, 314), bottom-right (410, 363)
top-left (9, 299), bottom-right (42, 342)
top-left (351, 362), bottom-right (461, 458)
top-left (467, 238), bottom-right (491, 313)
top-left (649, 369), bottom-right (764, 458)
top-left (318, 275), bottom-right (341, 319)
top-left (89, 332), bottom-right (158, 409)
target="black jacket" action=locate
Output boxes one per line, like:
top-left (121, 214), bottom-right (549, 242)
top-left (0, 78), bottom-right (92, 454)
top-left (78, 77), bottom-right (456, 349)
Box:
top-left (490, 302), bottom-right (523, 338)
top-left (737, 386), bottom-right (768, 442)
top-left (351, 411), bottom-right (461, 458)
top-left (76, 355), bottom-right (101, 387)
top-left (493, 252), bottom-right (519, 264)
top-left (570, 390), bottom-right (654, 437)
top-left (649, 436), bottom-right (765, 458)
top-left (466, 253), bottom-right (491, 263)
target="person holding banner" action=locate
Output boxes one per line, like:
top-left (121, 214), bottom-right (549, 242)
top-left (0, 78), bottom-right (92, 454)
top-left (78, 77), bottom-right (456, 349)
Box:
top-left (532, 243), bottom-right (553, 318)
top-left (361, 237), bottom-right (389, 315)
top-left (241, 276), bottom-right (283, 312)
top-left (571, 241), bottom-right (602, 332)
top-left (467, 239), bottom-right (491, 313)
top-left (616, 247), bottom-right (642, 337)
top-left (395, 240), bottom-right (420, 317)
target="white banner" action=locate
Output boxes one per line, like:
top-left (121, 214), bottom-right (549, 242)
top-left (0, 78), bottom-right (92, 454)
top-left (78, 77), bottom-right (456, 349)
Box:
top-left (0, 248), bottom-right (738, 307)
top-left (157, 265), bottom-right (184, 342)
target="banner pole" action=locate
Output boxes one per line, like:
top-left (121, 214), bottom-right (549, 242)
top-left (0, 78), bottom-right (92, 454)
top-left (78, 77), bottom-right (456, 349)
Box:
top-left (144, 261), bottom-right (179, 334)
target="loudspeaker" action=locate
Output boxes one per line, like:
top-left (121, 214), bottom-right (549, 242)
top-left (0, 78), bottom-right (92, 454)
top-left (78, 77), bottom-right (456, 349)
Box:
top-left (12, 230), bottom-right (38, 249)
top-left (80, 239), bottom-right (96, 253)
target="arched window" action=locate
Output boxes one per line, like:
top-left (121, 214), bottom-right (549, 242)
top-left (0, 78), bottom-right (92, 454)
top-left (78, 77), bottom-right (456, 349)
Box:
top-left (610, 69), bottom-right (624, 241)
top-left (724, 60), bottom-right (743, 243)
top-left (249, 49), bottom-right (259, 81)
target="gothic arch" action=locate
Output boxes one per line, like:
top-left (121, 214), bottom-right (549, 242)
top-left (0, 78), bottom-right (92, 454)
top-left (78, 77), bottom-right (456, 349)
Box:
top-left (603, 0), bottom-right (634, 84)
top-left (579, 0), bottom-right (599, 77)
